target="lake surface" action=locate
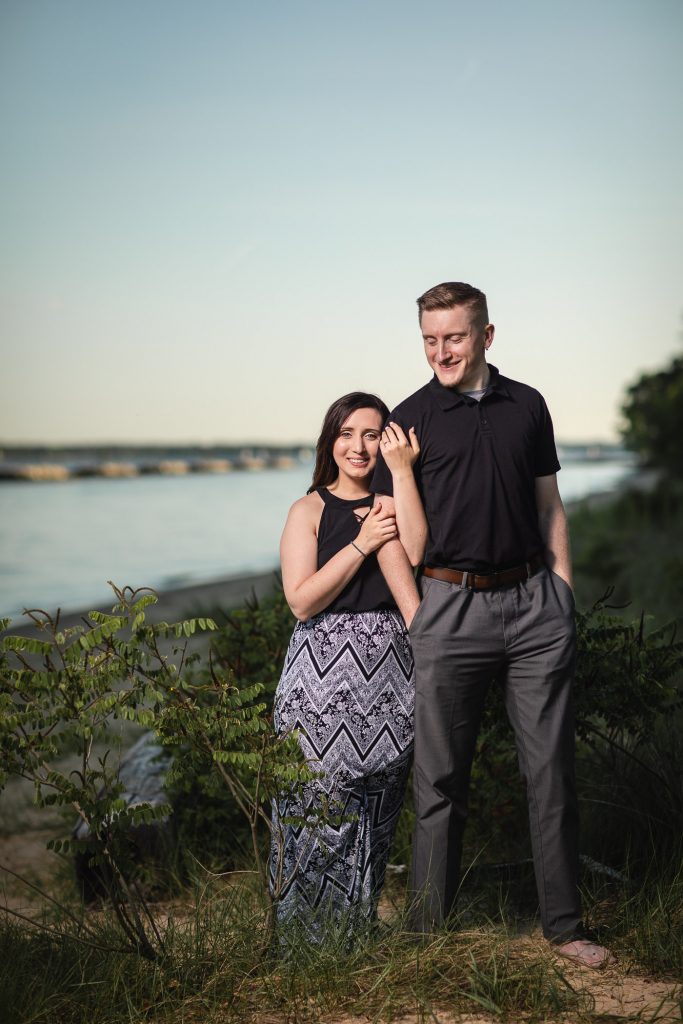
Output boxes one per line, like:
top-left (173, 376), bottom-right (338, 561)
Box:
top-left (0, 460), bottom-right (634, 618)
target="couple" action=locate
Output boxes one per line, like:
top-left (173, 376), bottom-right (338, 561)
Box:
top-left (270, 281), bottom-right (611, 968)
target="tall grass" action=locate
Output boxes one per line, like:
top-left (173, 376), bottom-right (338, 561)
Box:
top-left (602, 853), bottom-right (683, 976)
top-left (3, 809), bottom-right (682, 1022)
top-left (577, 713), bottom-right (683, 875)
top-left (0, 879), bottom-right (596, 1024)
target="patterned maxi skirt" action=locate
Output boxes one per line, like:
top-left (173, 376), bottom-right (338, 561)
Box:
top-left (270, 608), bottom-right (415, 943)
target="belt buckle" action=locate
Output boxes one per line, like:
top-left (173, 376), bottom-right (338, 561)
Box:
top-left (472, 568), bottom-right (498, 590)
top-left (484, 565), bottom-right (516, 590)
top-left (487, 568), bottom-right (504, 590)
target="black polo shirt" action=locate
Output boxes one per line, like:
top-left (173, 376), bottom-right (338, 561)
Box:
top-left (371, 365), bottom-right (561, 571)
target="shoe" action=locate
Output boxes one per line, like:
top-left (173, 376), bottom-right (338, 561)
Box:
top-left (554, 938), bottom-right (615, 969)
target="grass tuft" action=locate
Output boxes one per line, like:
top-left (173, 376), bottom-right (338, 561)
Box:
top-left (0, 879), bottom-right (597, 1024)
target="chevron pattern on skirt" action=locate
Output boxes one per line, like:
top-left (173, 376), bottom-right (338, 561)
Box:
top-left (270, 609), bottom-right (415, 943)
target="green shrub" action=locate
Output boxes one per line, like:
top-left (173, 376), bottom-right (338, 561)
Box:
top-left (570, 478), bottom-right (683, 624)
top-left (167, 585), bottom-right (296, 873)
top-left (621, 352), bottom-right (683, 476)
top-left (0, 584), bottom-right (314, 956)
top-left (204, 582), bottom-right (295, 702)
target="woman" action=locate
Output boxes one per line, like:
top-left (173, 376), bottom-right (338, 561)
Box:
top-left (270, 392), bottom-right (424, 943)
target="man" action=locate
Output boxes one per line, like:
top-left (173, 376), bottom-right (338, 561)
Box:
top-left (372, 281), bottom-right (612, 967)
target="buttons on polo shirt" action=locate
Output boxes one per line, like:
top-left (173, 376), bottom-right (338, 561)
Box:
top-left (478, 403), bottom-right (492, 434)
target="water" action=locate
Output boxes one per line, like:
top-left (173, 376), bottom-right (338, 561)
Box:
top-left (0, 460), bottom-right (634, 618)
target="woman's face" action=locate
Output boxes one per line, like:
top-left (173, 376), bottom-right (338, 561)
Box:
top-left (331, 407), bottom-right (383, 484)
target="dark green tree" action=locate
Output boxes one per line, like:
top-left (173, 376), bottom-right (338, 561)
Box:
top-left (621, 353), bottom-right (683, 475)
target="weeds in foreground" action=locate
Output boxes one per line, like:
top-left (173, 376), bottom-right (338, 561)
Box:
top-left (2, 844), bottom-right (682, 1023)
top-left (603, 857), bottom-right (683, 976)
top-left (0, 880), bottom-right (596, 1024)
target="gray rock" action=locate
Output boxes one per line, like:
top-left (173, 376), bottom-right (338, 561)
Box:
top-left (73, 732), bottom-right (174, 901)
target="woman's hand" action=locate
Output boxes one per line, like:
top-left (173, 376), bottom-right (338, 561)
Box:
top-left (355, 502), bottom-right (397, 555)
top-left (381, 422), bottom-right (420, 475)
top-left (282, 492), bottom-right (396, 621)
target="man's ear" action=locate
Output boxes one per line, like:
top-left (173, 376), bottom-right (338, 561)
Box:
top-left (484, 323), bottom-right (495, 350)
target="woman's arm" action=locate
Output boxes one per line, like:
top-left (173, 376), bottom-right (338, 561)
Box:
top-left (281, 495), bottom-right (398, 621)
top-left (380, 422), bottom-right (428, 566)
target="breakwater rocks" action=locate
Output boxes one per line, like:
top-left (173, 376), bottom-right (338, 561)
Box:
top-left (0, 446), bottom-right (313, 483)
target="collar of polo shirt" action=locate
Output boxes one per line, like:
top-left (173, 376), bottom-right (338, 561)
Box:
top-left (427, 364), bottom-right (513, 411)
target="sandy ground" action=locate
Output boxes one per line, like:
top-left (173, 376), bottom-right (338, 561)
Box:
top-left (330, 971), bottom-right (682, 1022)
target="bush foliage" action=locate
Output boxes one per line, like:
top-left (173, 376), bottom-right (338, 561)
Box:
top-left (0, 585), bottom-right (315, 957)
top-left (570, 479), bottom-right (683, 625)
top-left (621, 352), bottom-right (683, 476)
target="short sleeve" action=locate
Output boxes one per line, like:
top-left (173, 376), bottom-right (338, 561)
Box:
top-left (534, 395), bottom-right (561, 477)
top-left (370, 408), bottom-right (416, 496)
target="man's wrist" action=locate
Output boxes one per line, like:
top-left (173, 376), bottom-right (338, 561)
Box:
top-left (550, 565), bottom-right (573, 590)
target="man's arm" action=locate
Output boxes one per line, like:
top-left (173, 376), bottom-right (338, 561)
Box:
top-left (380, 422), bottom-right (428, 566)
top-left (535, 474), bottom-right (572, 588)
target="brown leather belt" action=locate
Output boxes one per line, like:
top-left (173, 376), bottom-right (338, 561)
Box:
top-left (422, 554), bottom-right (545, 591)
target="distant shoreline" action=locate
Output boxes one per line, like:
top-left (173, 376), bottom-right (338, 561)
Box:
top-left (0, 442), bottom-right (631, 483)
top-left (0, 454), bottom-right (311, 483)
top-left (564, 466), bottom-right (657, 514)
top-left (4, 569), bottom-right (281, 636)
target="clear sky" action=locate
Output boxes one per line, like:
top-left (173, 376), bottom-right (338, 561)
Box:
top-left (1, 0), bottom-right (681, 445)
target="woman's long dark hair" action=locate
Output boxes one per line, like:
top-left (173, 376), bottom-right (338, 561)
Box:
top-left (308, 392), bottom-right (390, 493)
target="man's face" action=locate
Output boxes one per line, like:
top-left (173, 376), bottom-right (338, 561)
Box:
top-left (421, 304), bottom-right (494, 390)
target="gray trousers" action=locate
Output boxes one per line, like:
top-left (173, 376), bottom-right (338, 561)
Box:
top-left (408, 566), bottom-right (582, 942)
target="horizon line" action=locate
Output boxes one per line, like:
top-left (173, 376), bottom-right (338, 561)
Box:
top-left (0, 437), bottom-right (627, 452)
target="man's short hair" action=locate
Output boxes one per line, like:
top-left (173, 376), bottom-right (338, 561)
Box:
top-left (417, 282), bottom-right (489, 326)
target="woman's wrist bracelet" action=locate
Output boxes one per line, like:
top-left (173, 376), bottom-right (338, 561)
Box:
top-left (352, 541), bottom-right (366, 558)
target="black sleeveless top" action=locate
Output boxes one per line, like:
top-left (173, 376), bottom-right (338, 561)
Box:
top-left (316, 487), bottom-right (396, 613)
